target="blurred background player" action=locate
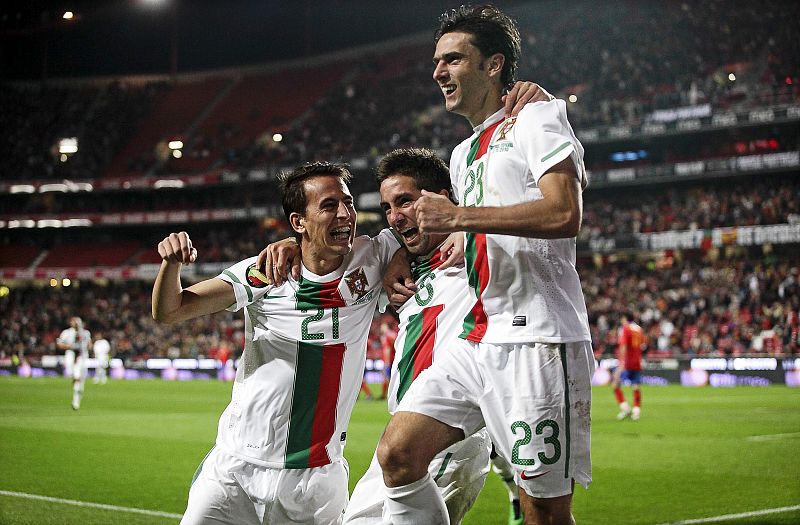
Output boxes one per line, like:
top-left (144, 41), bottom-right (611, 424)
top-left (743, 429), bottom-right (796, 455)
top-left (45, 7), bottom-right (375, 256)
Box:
top-left (57, 316), bottom-right (91, 410)
top-left (92, 331), bottom-right (111, 385)
top-left (378, 320), bottom-right (397, 400)
top-left (613, 312), bottom-right (645, 421)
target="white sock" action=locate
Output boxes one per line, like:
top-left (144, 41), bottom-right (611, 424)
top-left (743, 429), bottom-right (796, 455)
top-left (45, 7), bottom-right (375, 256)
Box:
top-left (384, 473), bottom-right (450, 525)
top-left (72, 384), bottom-right (81, 408)
top-left (491, 454), bottom-right (519, 502)
top-left (619, 401), bottom-right (630, 411)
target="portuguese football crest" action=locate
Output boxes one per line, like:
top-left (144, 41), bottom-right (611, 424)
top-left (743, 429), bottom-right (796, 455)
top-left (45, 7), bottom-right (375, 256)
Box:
top-left (246, 263), bottom-right (269, 288)
top-left (344, 267), bottom-right (369, 300)
top-left (496, 117), bottom-right (516, 141)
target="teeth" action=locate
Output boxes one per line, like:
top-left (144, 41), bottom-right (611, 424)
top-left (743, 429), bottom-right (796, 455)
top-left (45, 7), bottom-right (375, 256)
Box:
top-left (443, 85), bottom-right (456, 95)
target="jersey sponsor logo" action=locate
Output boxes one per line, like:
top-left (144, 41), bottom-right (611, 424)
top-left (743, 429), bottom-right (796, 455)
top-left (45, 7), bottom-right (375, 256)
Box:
top-left (512, 316), bottom-right (527, 326)
top-left (246, 263), bottom-right (269, 288)
top-left (344, 267), bottom-right (369, 300)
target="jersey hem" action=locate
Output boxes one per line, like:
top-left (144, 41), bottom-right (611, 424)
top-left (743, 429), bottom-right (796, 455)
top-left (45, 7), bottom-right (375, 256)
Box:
top-left (216, 442), bottom-right (340, 470)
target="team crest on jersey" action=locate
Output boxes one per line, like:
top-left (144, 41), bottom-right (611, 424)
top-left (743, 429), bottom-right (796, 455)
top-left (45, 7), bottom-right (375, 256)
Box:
top-left (246, 263), bottom-right (269, 288)
top-left (344, 267), bottom-right (369, 300)
top-left (496, 117), bottom-right (516, 141)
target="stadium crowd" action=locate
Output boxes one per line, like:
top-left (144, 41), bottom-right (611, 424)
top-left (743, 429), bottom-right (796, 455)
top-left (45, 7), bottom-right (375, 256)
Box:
top-left (2, 253), bottom-right (797, 365)
top-left (1, 1), bottom-right (797, 181)
top-left (580, 176), bottom-right (800, 241)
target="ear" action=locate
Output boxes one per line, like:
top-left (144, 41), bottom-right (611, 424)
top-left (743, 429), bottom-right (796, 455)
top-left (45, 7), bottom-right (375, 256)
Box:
top-left (487, 53), bottom-right (505, 79)
top-left (289, 212), bottom-right (305, 235)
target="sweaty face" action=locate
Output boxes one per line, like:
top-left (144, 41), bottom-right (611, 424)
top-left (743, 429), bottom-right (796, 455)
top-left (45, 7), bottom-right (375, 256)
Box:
top-left (379, 175), bottom-right (446, 256)
top-left (295, 176), bottom-right (357, 259)
top-left (432, 32), bottom-right (495, 121)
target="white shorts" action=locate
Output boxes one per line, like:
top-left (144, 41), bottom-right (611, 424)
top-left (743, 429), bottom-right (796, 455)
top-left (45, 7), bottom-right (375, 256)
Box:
top-left (344, 430), bottom-right (491, 525)
top-left (65, 350), bottom-right (87, 381)
top-left (64, 350), bottom-right (75, 378)
top-left (395, 340), bottom-right (594, 499)
top-left (181, 447), bottom-right (349, 525)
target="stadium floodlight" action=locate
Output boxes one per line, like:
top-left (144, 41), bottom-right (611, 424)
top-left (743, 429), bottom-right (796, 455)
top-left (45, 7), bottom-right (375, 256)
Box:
top-left (568, 94), bottom-right (578, 103)
top-left (172, 149), bottom-right (183, 158)
top-left (728, 73), bottom-right (736, 82)
top-left (62, 219), bottom-right (93, 227)
top-left (50, 279), bottom-right (58, 287)
top-left (168, 140), bottom-right (183, 150)
top-left (154, 179), bottom-right (185, 189)
top-left (37, 219), bottom-right (63, 228)
top-left (62, 278), bottom-right (72, 287)
top-left (62, 11), bottom-right (74, 20)
top-left (8, 220), bottom-right (36, 228)
top-left (58, 137), bottom-right (79, 154)
top-left (10, 185), bottom-right (35, 194)
top-left (0, 286), bottom-right (9, 298)
top-left (272, 133), bottom-right (283, 142)
top-left (39, 183), bottom-right (69, 193)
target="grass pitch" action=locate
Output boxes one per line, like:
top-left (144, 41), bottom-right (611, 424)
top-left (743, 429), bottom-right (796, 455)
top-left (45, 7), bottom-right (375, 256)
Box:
top-left (1, 377), bottom-right (798, 524)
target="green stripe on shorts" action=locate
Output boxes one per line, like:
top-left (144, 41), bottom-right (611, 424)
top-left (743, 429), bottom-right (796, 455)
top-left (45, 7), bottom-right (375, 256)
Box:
top-left (559, 344), bottom-right (571, 479)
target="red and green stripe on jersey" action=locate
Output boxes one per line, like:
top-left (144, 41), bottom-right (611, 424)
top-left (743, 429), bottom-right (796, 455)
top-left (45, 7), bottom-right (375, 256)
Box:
top-left (460, 119), bottom-right (503, 342)
top-left (395, 304), bottom-right (444, 404)
top-left (285, 341), bottom-right (346, 468)
top-left (410, 248), bottom-right (446, 281)
top-left (295, 277), bottom-right (346, 309)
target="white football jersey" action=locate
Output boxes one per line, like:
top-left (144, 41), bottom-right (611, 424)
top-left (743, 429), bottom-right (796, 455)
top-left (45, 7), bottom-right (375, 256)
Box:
top-left (450, 101), bottom-right (591, 344)
top-left (216, 230), bottom-right (399, 469)
top-left (58, 327), bottom-right (91, 360)
top-left (388, 245), bottom-right (476, 414)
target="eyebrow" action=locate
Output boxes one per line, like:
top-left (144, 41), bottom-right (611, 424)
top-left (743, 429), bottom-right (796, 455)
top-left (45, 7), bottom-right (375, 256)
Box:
top-left (432, 51), bottom-right (464, 64)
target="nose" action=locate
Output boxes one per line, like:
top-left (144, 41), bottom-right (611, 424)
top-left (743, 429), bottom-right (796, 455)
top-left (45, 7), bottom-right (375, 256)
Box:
top-left (387, 207), bottom-right (404, 228)
top-left (433, 60), bottom-right (447, 82)
top-left (337, 201), bottom-right (352, 219)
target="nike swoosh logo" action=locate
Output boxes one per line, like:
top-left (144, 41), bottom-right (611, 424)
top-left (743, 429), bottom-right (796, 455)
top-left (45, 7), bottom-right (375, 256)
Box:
top-left (520, 470), bottom-right (549, 480)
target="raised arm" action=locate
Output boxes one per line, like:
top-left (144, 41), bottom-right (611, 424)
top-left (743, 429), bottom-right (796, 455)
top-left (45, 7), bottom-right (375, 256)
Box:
top-left (152, 232), bottom-right (236, 324)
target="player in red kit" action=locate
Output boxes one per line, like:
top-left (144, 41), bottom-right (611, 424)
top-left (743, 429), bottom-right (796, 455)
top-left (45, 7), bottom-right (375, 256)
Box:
top-left (613, 312), bottom-right (645, 421)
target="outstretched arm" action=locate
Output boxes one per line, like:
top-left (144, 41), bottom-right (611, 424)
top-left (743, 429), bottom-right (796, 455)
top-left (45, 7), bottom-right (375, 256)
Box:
top-left (152, 232), bottom-right (236, 324)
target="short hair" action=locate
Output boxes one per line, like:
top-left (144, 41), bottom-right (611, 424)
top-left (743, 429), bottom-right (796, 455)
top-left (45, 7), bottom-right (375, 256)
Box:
top-left (436, 4), bottom-right (521, 90)
top-left (278, 162), bottom-right (353, 223)
top-left (375, 148), bottom-right (455, 202)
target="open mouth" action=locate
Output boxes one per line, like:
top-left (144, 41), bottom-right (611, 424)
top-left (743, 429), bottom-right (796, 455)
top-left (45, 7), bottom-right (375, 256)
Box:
top-left (400, 227), bottom-right (419, 242)
top-left (330, 226), bottom-right (352, 241)
top-left (442, 84), bottom-right (456, 97)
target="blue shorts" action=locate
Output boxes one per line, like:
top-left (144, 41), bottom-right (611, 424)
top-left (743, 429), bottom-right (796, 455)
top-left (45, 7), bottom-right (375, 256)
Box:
top-left (620, 370), bottom-right (642, 385)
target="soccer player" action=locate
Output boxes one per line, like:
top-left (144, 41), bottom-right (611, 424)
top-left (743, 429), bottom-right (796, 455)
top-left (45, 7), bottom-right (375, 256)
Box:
top-left (343, 148), bottom-right (492, 525)
top-left (152, 162), bottom-right (400, 525)
top-left (612, 312), bottom-right (645, 421)
top-left (378, 6), bottom-right (594, 525)
top-left (92, 331), bottom-right (111, 385)
top-left (57, 316), bottom-right (91, 410)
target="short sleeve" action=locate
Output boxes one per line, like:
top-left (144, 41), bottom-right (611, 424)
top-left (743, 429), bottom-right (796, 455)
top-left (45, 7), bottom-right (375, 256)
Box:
top-left (372, 229), bottom-right (402, 274)
top-left (217, 256), bottom-right (274, 312)
top-left (515, 99), bottom-right (587, 187)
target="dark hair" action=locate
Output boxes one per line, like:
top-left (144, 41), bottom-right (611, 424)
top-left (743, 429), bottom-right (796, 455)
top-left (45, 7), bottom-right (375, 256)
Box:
top-left (375, 148), bottom-right (455, 202)
top-left (436, 4), bottom-right (521, 90)
top-left (278, 162), bottom-right (352, 223)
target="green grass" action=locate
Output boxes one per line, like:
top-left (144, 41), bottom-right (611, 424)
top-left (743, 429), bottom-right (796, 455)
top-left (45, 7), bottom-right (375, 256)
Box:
top-left (1, 377), bottom-right (798, 524)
